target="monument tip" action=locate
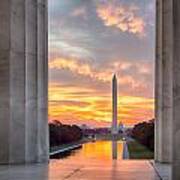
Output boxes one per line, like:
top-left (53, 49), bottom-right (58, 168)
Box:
top-left (113, 74), bottom-right (117, 80)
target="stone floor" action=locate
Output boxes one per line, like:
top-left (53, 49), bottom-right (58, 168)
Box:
top-left (0, 160), bottom-right (165, 180)
top-left (151, 161), bottom-right (171, 180)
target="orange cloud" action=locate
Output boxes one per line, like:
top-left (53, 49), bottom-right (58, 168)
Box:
top-left (49, 58), bottom-right (112, 82)
top-left (49, 57), bottom-right (152, 85)
top-left (49, 83), bottom-right (154, 127)
top-left (96, 2), bottom-right (145, 36)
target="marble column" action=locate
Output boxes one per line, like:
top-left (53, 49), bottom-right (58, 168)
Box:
top-left (156, 0), bottom-right (180, 179)
top-left (155, 0), bottom-right (173, 163)
top-left (155, 0), bottom-right (163, 162)
top-left (172, 0), bottom-right (180, 179)
top-left (0, 0), bottom-right (48, 164)
top-left (37, 0), bottom-right (49, 162)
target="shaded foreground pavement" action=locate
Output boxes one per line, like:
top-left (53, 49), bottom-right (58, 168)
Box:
top-left (0, 160), bottom-right (164, 180)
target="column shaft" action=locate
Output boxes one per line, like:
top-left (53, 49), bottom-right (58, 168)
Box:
top-left (155, 0), bottom-right (173, 163)
top-left (37, 0), bottom-right (49, 162)
top-left (25, 0), bottom-right (38, 163)
top-left (157, 0), bottom-right (180, 178)
top-left (155, 0), bottom-right (163, 162)
top-left (172, 0), bottom-right (180, 178)
top-left (0, 0), bottom-right (48, 164)
top-left (0, 0), bottom-right (11, 163)
top-left (9, 0), bottom-right (26, 163)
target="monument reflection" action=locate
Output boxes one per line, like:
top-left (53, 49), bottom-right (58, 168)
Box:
top-left (112, 140), bottom-right (118, 159)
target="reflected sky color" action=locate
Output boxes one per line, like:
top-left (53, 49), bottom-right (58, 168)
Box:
top-left (58, 141), bottom-right (123, 162)
top-left (48, 0), bottom-right (155, 127)
top-left (112, 141), bottom-right (118, 159)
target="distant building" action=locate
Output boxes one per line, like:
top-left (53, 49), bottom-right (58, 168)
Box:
top-left (118, 122), bottom-right (124, 133)
top-left (80, 124), bottom-right (89, 130)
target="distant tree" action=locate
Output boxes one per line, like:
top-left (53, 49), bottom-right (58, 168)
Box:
top-left (49, 120), bottom-right (83, 147)
top-left (131, 119), bottom-right (154, 150)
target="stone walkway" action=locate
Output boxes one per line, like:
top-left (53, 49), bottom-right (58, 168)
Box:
top-left (151, 161), bottom-right (171, 180)
top-left (0, 160), bottom-right (162, 180)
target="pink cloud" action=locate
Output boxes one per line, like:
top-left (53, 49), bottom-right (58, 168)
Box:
top-left (71, 6), bottom-right (87, 18)
top-left (96, 2), bottom-right (146, 36)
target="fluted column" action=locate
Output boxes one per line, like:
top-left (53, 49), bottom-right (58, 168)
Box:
top-left (37, 0), bottom-right (49, 162)
top-left (156, 0), bottom-right (180, 179)
top-left (172, 0), bottom-right (180, 179)
top-left (0, 0), bottom-right (48, 164)
top-left (155, 0), bottom-right (173, 163)
top-left (155, 0), bottom-right (163, 162)
top-left (25, 0), bottom-right (38, 163)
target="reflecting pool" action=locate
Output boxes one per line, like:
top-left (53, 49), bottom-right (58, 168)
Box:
top-left (52, 140), bottom-right (123, 162)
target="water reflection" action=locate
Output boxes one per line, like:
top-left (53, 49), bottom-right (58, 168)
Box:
top-left (52, 140), bottom-right (123, 161)
top-left (112, 140), bottom-right (118, 159)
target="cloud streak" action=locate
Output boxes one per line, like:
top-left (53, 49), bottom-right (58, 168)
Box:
top-left (49, 56), bottom-right (153, 97)
top-left (96, 1), bottom-right (146, 36)
top-left (49, 83), bottom-right (154, 127)
top-left (71, 6), bottom-right (87, 18)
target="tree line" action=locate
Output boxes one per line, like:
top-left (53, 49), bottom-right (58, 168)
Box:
top-left (131, 119), bottom-right (154, 151)
top-left (49, 120), bottom-right (83, 147)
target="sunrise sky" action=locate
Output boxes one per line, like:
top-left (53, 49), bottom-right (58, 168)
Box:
top-left (48, 0), bottom-right (155, 127)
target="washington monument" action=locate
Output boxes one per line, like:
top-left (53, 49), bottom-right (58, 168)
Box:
top-left (112, 74), bottom-right (118, 135)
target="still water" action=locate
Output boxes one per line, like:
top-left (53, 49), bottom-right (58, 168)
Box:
top-left (53, 140), bottom-right (123, 162)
